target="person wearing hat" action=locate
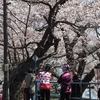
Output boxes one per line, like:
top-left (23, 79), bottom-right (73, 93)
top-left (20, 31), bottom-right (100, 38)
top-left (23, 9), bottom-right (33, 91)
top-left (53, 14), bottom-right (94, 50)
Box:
top-left (36, 64), bottom-right (52, 100)
top-left (58, 64), bottom-right (72, 100)
top-left (71, 69), bottom-right (82, 100)
top-left (24, 68), bottom-right (35, 100)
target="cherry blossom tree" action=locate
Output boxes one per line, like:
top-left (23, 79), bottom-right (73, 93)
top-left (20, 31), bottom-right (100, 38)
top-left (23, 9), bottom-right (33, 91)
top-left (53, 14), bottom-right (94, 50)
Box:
top-left (0, 0), bottom-right (100, 99)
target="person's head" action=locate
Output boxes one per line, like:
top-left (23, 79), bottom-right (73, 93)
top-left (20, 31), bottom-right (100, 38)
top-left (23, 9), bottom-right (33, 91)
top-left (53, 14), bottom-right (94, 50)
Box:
top-left (61, 64), bottom-right (70, 72)
top-left (44, 64), bottom-right (51, 71)
top-left (28, 68), bottom-right (33, 73)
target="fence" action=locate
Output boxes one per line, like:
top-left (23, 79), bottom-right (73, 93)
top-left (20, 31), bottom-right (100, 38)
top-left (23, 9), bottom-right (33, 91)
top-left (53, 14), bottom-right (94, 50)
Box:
top-left (35, 80), bottom-right (100, 100)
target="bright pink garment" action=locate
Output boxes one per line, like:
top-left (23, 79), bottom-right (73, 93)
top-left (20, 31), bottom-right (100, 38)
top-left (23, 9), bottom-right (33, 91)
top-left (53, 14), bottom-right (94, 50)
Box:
top-left (0, 94), bottom-right (2, 100)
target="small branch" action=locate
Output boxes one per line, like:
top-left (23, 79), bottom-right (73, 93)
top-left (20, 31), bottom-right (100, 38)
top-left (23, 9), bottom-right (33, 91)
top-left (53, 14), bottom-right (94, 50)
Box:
top-left (38, 52), bottom-right (57, 62)
top-left (22, 0), bottom-right (52, 9)
top-left (0, 42), bottom-right (38, 49)
top-left (8, 8), bottom-right (26, 25)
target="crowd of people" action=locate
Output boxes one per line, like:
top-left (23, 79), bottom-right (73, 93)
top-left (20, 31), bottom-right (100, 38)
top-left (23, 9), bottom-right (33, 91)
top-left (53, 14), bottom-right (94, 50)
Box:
top-left (23, 63), bottom-right (82, 100)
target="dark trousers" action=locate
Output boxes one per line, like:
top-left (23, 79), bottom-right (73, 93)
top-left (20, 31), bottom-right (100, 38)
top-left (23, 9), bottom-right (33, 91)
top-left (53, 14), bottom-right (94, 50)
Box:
top-left (60, 92), bottom-right (70, 100)
top-left (38, 91), bottom-right (40, 100)
top-left (26, 93), bottom-right (34, 100)
top-left (40, 89), bottom-right (50, 100)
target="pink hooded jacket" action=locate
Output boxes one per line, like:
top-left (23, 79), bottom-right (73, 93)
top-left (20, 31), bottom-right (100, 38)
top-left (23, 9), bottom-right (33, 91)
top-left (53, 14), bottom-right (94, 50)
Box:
top-left (58, 71), bottom-right (72, 93)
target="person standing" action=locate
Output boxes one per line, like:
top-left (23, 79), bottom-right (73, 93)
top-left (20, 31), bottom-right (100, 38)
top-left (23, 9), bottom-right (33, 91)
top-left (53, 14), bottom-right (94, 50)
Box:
top-left (21, 80), bottom-right (26, 100)
top-left (58, 64), bottom-right (72, 100)
top-left (71, 69), bottom-right (82, 100)
top-left (0, 94), bottom-right (2, 100)
top-left (24, 68), bottom-right (35, 100)
top-left (98, 88), bottom-right (100, 99)
top-left (36, 64), bottom-right (52, 100)
top-left (36, 69), bottom-right (42, 100)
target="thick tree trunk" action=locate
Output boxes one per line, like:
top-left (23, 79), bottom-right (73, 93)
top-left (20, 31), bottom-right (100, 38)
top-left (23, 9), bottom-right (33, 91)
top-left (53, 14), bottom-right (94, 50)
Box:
top-left (10, 60), bottom-right (34, 100)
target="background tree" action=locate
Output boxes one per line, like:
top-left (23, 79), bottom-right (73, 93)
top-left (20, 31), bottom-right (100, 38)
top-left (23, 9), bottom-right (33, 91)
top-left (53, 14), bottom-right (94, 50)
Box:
top-left (0, 0), bottom-right (100, 99)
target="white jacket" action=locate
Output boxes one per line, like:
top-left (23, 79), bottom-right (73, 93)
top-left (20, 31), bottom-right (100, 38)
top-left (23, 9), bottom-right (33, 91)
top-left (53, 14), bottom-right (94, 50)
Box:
top-left (25, 73), bottom-right (35, 94)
